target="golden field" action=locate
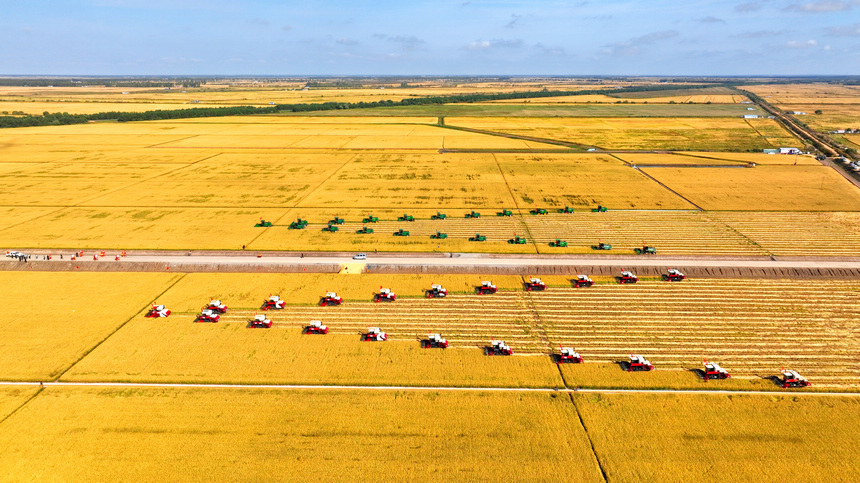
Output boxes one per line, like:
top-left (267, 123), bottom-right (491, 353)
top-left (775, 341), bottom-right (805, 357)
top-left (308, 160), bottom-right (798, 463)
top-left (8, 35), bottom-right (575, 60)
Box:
top-left (643, 165), bottom-right (860, 211)
top-left (447, 116), bottom-right (800, 151)
top-left (20, 272), bottom-right (850, 389)
top-left (576, 393), bottom-right (860, 482)
top-left (0, 272), bottom-right (179, 380)
top-left (0, 388), bottom-right (604, 482)
top-left (0, 387), bottom-right (39, 421)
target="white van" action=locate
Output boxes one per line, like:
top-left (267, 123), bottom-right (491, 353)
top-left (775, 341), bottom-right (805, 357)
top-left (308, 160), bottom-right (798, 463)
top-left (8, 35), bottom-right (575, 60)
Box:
top-left (353, 253), bottom-right (367, 260)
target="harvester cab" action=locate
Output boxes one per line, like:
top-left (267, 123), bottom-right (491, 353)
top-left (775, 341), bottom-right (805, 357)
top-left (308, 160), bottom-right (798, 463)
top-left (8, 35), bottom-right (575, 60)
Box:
top-left (703, 361), bottom-right (730, 380)
top-left (487, 340), bottom-right (513, 355)
top-left (374, 288), bottom-right (396, 302)
top-left (425, 333), bottom-right (449, 348)
top-left (364, 327), bottom-right (388, 341)
top-left (196, 309), bottom-right (220, 323)
top-left (525, 278), bottom-right (546, 291)
top-left (477, 281), bottom-right (498, 294)
top-left (664, 268), bottom-right (686, 282)
top-left (617, 271), bottom-right (638, 284)
top-left (627, 354), bottom-right (654, 371)
top-left (305, 320), bottom-right (329, 334)
top-left (249, 314), bottom-right (272, 328)
top-left (320, 292), bottom-right (343, 306)
top-left (262, 295), bottom-right (285, 310)
top-left (207, 300), bottom-right (228, 313)
top-left (426, 284), bottom-right (448, 298)
top-left (146, 305), bottom-right (171, 318)
top-left (574, 275), bottom-right (594, 287)
top-left (558, 347), bottom-right (583, 363)
top-left (781, 370), bottom-right (811, 388)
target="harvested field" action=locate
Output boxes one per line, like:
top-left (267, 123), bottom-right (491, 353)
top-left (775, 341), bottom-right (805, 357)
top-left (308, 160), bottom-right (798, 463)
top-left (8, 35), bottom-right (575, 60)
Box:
top-left (0, 388), bottom-right (604, 481)
top-left (0, 388), bottom-right (39, 421)
top-left (576, 393), bottom-right (860, 482)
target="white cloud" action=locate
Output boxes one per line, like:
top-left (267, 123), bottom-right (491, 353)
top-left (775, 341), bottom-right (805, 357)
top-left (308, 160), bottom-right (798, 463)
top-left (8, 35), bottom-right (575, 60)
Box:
top-left (785, 39), bottom-right (818, 47)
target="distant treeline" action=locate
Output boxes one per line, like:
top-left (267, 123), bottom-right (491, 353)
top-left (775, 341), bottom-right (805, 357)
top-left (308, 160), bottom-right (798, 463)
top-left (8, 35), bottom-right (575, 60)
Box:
top-left (0, 83), bottom-right (714, 128)
top-left (0, 78), bottom-right (201, 88)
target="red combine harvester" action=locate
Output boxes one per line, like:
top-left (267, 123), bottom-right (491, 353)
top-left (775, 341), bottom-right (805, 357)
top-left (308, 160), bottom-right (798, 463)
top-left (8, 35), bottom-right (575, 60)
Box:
top-left (627, 354), bottom-right (654, 371)
top-left (525, 278), bottom-right (546, 291)
top-left (426, 284), bottom-right (448, 298)
top-left (477, 281), bottom-right (498, 295)
top-left (374, 288), bottom-right (396, 302)
top-left (364, 327), bottom-right (388, 341)
top-left (702, 361), bottom-right (730, 380)
top-left (574, 274), bottom-right (594, 288)
top-left (780, 369), bottom-right (811, 388)
top-left (558, 347), bottom-right (583, 364)
top-left (617, 271), bottom-right (638, 284)
top-left (663, 268), bottom-right (686, 282)
top-left (145, 305), bottom-right (171, 318)
top-left (248, 314), bottom-right (272, 328)
top-left (486, 340), bottom-right (513, 355)
top-left (319, 292), bottom-right (343, 306)
top-left (424, 333), bottom-right (449, 348)
top-left (261, 295), bottom-right (285, 310)
top-left (305, 320), bottom-right (329, 334)
top-left (206, 299), bottom-right (228, 314)
top-left (196, 309), bottom-right (220, 323)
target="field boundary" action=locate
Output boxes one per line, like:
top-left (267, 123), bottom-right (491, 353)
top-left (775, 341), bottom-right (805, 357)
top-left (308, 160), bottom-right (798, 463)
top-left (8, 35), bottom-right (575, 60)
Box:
top-left (2, 381), bottom-right (859, 396)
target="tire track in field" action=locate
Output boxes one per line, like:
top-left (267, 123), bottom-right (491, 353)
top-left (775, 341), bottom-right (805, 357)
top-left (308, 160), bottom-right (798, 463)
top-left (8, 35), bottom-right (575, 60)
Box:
top-left (491, 153), bottom-right (540, 251)
top-left (51, 273), bottom-right (188, 381)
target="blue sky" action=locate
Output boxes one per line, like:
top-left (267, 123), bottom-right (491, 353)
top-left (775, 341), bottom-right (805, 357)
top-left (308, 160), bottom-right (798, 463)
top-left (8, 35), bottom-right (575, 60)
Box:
top-left (1, 0), bottom-right (859, 75)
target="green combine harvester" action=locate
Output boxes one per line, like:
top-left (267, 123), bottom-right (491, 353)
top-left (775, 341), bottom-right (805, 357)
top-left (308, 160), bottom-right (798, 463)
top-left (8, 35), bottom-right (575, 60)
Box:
top-left (591, 205), bottom-right (608, 212)
top-left (591, 242), bottom-right (612, 250)
top-left (356, 226), bottom-right (374, 234)
top-left (430, 231), bottom-right (448, 239)
top-left (431, 211), bottom-right (447, 220)
top-left (363, 214), bottom-right (379, 223)
top-left (634, 245), bottom-right (657, 255)
top-left (465, 211), bottom-right (481, 219)
top-left (558, 206), bottom-right (575, 214)
top-left (530, 208), bottom-right (549, 215)
top-left (508, 236), bottom-right (527, 245)
top-left (398, 213), bottom-right (415, 222)
top-left (394, 228), bottom-right (410, 236)
top-left (497, 209), bottom-right (513, 217)
top-left (254, 218), bottom-right (272, 227)
top-left (549, 239), bottom-right (568, 247)
top-left (469, 233), bottom-right (487, 242)
top-left (322, 224), bottom-right (339, 232)
top-left (289, 218), bottom-right (308, 229)
top-left (329, 216), bottom-right (345, 225)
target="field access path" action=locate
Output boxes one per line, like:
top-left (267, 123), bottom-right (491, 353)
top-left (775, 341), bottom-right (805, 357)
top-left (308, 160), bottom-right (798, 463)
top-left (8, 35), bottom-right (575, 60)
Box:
top-left (0, 381), bottom-right (857, 397)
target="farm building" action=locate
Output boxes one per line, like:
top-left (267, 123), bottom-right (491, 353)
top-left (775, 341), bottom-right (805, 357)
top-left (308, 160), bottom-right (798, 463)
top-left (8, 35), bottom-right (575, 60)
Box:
top-left (763, 149), bottom-right (779, 154)
top-left (743, 114), bottom-right (759, 119)
top-left (779, 147), bottom-right (802, 154)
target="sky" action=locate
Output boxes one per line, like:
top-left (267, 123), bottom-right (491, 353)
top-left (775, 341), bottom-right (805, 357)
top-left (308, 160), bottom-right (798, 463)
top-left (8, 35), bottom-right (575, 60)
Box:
top-left (1, 0), bottom-right (859, 76)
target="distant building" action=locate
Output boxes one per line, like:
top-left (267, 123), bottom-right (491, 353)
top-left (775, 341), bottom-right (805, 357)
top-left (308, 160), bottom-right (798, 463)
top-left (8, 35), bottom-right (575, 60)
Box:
top-left (788, 111), bottom-right (807, 115)
top-left (743, 114), bottom-right (759, 118)
top-left (763, 149), bottom-right (779, 154)
top-left (746, 107), bottom-right (756, 110)
top-left (779, 147), bottom-right (801, 155)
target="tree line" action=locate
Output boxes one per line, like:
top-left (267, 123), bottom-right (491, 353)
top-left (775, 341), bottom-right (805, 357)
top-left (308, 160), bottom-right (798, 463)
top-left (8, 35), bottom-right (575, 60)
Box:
top-left (0, 83), bottom-right (713, 129)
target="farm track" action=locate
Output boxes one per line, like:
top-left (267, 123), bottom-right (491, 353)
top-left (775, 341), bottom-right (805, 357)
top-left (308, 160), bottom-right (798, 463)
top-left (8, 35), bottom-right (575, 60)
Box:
top-left (0, 381), bottom-right (858, 397)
